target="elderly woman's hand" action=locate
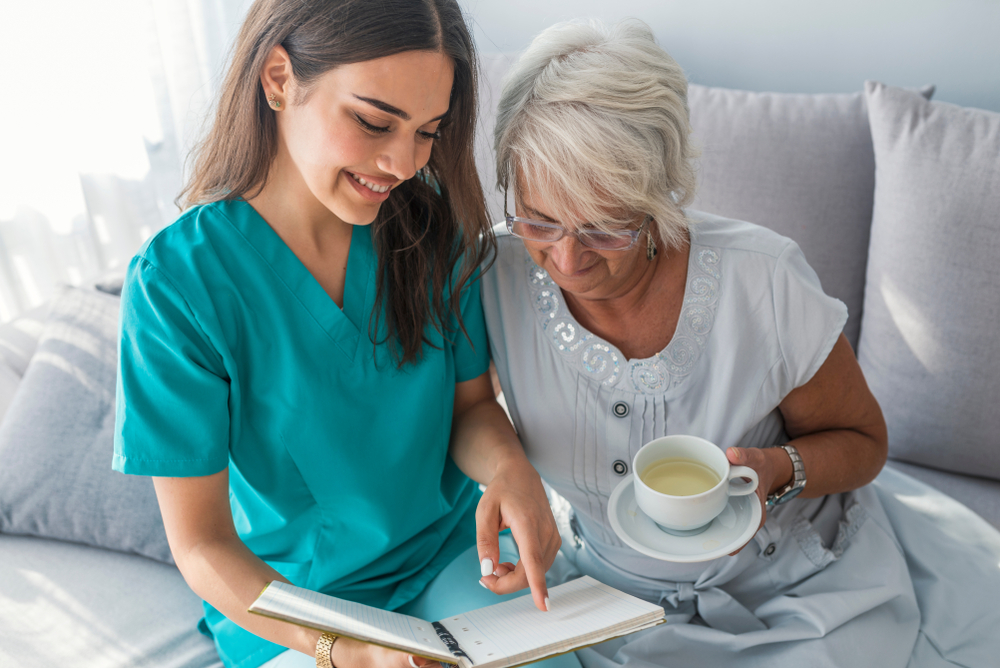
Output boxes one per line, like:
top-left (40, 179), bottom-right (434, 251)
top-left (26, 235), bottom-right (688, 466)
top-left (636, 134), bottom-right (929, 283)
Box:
top-left (476, 454), bottom-right (561, 610)
top-left (723, 446), bottom-right (786, 555)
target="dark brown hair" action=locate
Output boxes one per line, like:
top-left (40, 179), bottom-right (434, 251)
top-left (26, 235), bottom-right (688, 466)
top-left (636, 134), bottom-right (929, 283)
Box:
top-left (180, 0), bottom-right (493, 366)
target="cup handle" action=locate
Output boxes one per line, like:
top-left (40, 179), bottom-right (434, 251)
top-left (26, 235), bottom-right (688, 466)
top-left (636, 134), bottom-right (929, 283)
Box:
top-left (728, 465), bottom-right (759, 496)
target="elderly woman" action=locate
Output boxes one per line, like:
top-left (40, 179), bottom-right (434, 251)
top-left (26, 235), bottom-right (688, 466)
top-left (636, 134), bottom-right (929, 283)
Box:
top-left (480, 19), bottom-right (1000, 667)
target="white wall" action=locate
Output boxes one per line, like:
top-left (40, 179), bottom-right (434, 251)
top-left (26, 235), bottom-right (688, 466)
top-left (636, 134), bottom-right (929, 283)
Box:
top-left (460, 0), bottom-right (1000, 112)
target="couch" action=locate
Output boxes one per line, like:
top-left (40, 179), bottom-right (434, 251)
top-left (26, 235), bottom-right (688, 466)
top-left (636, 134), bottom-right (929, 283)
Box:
top-left (2, 53), bottom-right (999, 667)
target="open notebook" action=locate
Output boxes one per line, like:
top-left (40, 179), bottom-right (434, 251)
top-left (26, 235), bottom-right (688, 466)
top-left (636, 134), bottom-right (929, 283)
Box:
top-left (249, 576), bottom-right (665, 668)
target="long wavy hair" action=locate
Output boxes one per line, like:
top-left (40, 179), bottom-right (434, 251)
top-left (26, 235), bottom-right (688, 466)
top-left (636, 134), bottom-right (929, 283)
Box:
top-left (180, 0), bottom-right (493, 366)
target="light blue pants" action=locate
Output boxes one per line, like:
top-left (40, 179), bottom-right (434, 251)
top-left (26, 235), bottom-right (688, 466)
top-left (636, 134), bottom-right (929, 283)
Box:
top-left (262, 537), bottom-right (582, 668)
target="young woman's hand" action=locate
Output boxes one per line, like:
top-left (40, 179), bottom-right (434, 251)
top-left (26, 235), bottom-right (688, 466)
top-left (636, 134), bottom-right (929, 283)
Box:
top-left (475, 454), bottom-right (560, 611)
top-left (331, 637), bottom-right (442, 668)
top-left (449, 371), bottom-right (559, 612)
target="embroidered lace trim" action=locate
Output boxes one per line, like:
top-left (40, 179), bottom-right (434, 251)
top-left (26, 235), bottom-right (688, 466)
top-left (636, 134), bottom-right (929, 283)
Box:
top-left (525, 245), bottom-right (722, 394)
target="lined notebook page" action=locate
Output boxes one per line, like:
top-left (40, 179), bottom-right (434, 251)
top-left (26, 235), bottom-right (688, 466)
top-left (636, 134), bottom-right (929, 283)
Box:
top-left (441, 576), bottom-right (664, 668)
top-left (249, 581), bottom-right (452, 661)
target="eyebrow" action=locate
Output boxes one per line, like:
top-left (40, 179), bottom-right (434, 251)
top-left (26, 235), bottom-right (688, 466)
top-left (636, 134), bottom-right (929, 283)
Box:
top-left (522, 203), bottom-right (558, 222)
top-left (353, 95), bottom-right (448, 122)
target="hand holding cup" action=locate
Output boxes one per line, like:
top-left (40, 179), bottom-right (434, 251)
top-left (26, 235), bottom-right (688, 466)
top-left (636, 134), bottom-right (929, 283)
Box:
top-left (633, 435), bottom-right (758, 536)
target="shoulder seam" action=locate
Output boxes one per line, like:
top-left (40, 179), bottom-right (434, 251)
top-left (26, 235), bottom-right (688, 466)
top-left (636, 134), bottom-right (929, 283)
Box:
top-left (136, 205), bottom-right (204, 258)
top-left (131, 256), bottom-right (227, 371)
top-left (687, 212), bottom-right (793, 259)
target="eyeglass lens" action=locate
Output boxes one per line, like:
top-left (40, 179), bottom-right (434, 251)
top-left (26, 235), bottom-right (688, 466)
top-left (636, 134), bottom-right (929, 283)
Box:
top-left (508, 217), bottom-right (636, 250)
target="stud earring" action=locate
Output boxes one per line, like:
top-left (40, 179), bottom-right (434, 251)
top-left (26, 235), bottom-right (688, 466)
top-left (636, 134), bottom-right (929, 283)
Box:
top-left (268, 93), bottom-right (281, 109)
top-left (646, 229), bottom-right (658, 261)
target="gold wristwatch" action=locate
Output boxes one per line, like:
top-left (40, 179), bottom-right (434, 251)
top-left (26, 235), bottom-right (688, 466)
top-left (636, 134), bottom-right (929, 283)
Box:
top-left (766, 444), bottom-right (806, 508)
top-left (316, 632), bottom-right (338, 668)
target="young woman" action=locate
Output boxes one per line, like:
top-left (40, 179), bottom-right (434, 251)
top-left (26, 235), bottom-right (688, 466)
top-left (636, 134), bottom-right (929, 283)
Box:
top-left (113, 2), bottom-right (571, 668)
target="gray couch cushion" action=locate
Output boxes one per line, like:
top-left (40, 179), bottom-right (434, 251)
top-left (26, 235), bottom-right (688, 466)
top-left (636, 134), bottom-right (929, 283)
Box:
top-left (886, 460), bottom-right (1000, 531)
top-left (687, 84), bottom-right (932, 350)
top-left (0, 302), bottom-right (50, 377)
top-left (0, 359), bottom-right (19, 423)
top-left (858, 81), bottom-right (1000, 480)
top-left (0, 534), bottom-right (220, 668)
top-left (0, 286), bottom-right (173, 563)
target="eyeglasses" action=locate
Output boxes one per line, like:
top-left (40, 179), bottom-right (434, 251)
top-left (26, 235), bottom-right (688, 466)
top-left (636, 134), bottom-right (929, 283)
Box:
top-left (504, 195), bottom-right (651, 251)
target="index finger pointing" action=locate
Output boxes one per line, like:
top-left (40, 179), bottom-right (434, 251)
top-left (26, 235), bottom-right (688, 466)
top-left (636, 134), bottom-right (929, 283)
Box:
top-left (518, 548), bottom-right (551, 612)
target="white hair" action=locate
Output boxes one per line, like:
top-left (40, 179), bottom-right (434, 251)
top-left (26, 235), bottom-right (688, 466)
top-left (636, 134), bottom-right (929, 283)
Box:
top-left (494, 19), bottom-right (697, 251)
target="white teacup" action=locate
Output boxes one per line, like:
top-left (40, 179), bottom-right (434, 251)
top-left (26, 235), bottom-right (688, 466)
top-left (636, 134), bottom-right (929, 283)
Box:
top-left (633, 435), bottom-right (759, 536)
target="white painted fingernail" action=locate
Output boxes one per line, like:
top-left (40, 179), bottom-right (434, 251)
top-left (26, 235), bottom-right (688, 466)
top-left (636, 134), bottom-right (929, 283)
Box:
top-left (479, 579), bottom-right (488, 589)
top-left (480, 558), bottom-right (493, 577)
top-left (409, 656), bottom-right (419, 668)
top-left (544, 596), bottom-right (551, 611)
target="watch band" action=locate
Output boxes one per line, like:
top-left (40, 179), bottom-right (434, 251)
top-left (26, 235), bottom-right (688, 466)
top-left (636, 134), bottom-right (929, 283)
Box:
top-left (316, 632), bottom-right (338, 668)
top-left (766, 444), bottom-right (806, 508)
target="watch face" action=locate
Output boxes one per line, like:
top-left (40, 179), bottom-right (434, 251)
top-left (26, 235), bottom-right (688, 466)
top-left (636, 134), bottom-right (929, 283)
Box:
top-left (774, 484), bottom-right (804, 505)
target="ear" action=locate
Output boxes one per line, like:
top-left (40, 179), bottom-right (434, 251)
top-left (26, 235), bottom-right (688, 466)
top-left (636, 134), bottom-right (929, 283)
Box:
top-left (260, 44), bottom-right (293, 109)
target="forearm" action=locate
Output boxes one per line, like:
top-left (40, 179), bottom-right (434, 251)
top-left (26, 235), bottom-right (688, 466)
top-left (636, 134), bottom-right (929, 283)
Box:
top-left (764, 334), bottom-right (889, 500)
top-left (449, 397), bottom-right (534, 486)
top-left (174, 535), bottom-right (320, 657)
top-left (767, 428), bottom-right (887, 499)
top-left (450, 373), bottom-right (558, 608)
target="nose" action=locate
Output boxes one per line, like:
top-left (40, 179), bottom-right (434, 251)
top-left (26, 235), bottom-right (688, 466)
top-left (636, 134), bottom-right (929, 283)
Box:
top-left (547, 235), bottom-right (589, 276)
top-left (375, 135), bottom-right (419, 182)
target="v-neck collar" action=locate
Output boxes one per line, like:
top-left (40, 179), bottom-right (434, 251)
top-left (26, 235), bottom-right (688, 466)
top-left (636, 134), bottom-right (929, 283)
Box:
top-left (220, 199), bottom-right (375, 362)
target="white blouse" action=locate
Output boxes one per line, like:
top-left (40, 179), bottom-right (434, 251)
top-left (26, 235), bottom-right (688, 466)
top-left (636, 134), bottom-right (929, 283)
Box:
top-left (481, 211), bottom-right (846, 578)
top-left (482, 211), bottom-right (1000, 667)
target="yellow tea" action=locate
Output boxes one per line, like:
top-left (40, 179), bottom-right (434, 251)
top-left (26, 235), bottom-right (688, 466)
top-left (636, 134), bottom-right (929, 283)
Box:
top-left (640, 458), bottom-right (720, 496)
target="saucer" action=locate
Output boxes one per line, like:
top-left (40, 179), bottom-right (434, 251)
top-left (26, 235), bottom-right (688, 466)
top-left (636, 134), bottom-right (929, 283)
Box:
top-left (607, 475), bottom-right (762, 563)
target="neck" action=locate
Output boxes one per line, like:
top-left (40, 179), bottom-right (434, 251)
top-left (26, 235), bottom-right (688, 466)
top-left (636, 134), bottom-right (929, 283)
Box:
top-left (564, 237), bottom-right (690, 358)
top-left (247, 145), bottom-right (352, 253)
top-left (567, 253), bottom-right (660, 318)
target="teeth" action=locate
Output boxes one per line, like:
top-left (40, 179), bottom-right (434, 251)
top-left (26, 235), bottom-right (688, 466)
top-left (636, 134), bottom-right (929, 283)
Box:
top-left (351, 173), bottom-right (390, 193)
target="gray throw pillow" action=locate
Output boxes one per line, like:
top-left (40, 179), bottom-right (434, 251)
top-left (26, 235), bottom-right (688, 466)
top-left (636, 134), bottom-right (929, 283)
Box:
top-left (0, 286), bottom-right (174, 563)
top-left (688, 83), bottom-right (933, 350)
top-left (93, 269), bottom-right (126, 297)
top-left (857, 82), bottom-right (1000, 480)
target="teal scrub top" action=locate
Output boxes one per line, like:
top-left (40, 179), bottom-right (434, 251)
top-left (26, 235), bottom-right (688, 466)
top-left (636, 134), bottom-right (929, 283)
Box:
top-left (113, 199), bottom-right (489, 668)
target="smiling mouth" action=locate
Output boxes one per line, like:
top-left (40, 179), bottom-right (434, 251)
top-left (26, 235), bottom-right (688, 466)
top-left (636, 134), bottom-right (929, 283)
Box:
top-left (348, 172), bottom-right (392, 194)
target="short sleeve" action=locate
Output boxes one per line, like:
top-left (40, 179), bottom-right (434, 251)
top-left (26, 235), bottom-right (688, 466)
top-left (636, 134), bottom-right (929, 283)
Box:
top-left (772, 241), bottom-right (849, 394)
top-left (113, 256), bottom-right (231, 477)
top-left (450, 271), bottom-right (491, 383)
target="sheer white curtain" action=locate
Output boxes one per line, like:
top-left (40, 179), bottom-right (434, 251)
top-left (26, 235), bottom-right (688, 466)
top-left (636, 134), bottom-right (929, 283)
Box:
top-left (0, 0), bottom-right (252, 321)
